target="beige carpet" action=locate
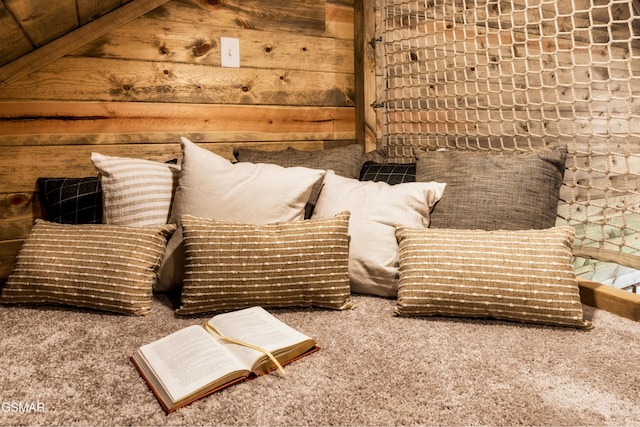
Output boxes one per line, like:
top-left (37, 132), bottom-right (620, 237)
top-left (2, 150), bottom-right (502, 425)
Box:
top-left (1, 293), bottom-right (640, 426)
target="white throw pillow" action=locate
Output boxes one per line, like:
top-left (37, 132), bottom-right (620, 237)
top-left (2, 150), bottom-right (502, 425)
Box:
top-left (311, 171), bottom-right (446, 297)
top-left (91, 153), bottom-right (180, 226)
top-left (156, 137), bottom-right (326, 292)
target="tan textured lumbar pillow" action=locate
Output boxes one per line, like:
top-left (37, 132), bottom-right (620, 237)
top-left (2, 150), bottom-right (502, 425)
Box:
top-left (1, 220), bottom-right (175, 316)
top-left (156, 136), bottom-right (326, 293)
top-left (177, 212), bottom-right (353, 315)
top-left (394, 225), bottom-right (591, 328)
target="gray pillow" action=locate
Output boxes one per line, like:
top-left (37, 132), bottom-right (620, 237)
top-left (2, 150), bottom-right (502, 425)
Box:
top-left (415, 145), bottom-right (567, 230)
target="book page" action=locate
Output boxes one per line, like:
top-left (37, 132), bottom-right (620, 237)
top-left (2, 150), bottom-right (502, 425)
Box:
top-left (138, 325), bottom-right (249, 402)
top-left (208, 307), bottom-right (314, 368)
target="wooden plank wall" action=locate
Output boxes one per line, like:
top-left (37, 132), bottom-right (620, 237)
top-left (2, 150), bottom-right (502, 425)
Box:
top-left (0, 0), bottom-right (356, 280)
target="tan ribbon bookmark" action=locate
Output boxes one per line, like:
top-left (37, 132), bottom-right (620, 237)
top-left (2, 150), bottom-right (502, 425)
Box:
top-left (204, 323), bottom-right (285, 377)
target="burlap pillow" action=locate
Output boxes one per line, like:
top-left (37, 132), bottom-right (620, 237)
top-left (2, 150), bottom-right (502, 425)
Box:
top-left (177, 212), bottom-right (353, 315)
top-left (1, 220), bottom-right (175, 316)
top-left (415, 145), bottom-right (567, 230)
top-left (394, 225), bottom-right (591, 328)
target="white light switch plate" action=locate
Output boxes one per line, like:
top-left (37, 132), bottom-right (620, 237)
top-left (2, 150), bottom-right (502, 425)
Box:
top-left (221, 37), bottom-right (240, 68)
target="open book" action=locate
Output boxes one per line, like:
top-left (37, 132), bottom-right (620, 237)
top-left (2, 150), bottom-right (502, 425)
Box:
top-left (130, 306), bottom-right (318, 413)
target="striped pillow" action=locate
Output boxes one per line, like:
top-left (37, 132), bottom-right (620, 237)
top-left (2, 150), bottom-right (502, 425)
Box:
top-left (91, 153), bottom-right (180, 226)
top-left (177, 212), bottom-right (353, 315)
top-left (394, 226), bottom-right (591, 328)
top-left (1, 220), bottom-right (175, 316)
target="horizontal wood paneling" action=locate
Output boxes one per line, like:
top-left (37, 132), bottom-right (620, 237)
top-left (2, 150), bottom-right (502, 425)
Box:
top-left (0, 0), bottom-right (358, 280)
top-left (0, 239), bottom-right (23, 281)
top-left (152, 0), bottom-right (327, 35)
top-left (0, 102), bottom-right (355, 147)
top-left (69, 17), bottom-right (354, 73)
top-left (0, 57), bottom-right (354, 105)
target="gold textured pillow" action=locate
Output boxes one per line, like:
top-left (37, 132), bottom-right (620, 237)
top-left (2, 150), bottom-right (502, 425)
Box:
top-left (394, 225), bottom-right (591, 328)
top-left (177, 212), bottom-right (353, 315)
top-left (1, 220), bottom-right (175, 316)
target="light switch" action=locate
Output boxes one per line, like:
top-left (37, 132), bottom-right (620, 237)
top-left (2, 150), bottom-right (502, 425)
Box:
top-left (221, 37), bottom-right (240, 68)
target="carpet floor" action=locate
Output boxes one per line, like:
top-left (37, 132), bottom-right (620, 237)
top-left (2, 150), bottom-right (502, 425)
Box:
top-left (1, 293), bottom-right (639, 426)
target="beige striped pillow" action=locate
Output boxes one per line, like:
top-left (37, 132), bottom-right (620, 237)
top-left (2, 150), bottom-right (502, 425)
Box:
top-left (91, 153), bottom-right (180, 226)
top-left (177, 212), bottom-right (353, 315)
top-left (1, 220), bottom-right (175, 316)
top-left (394, 226), bottom-right (591, 328)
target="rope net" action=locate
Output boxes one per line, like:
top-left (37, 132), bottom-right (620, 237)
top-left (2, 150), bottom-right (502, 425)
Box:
top-left (381, 0), bottom-right (640, 274)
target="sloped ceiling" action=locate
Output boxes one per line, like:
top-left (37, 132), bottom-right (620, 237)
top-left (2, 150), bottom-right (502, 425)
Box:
top-left (0, 0), bottom-right (170, 87)
top-left (0, 0), bottom-right (136, 67)
top-left (0, 0), bottom-right (639, 88)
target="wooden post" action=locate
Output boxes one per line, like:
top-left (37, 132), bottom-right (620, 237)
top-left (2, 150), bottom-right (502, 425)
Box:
top-left (354, 0), bottom-right (380, 153)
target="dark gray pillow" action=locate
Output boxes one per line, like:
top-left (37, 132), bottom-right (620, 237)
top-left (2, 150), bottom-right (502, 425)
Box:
top-left (233, 144), bottom-right (365, 218)
top-left (415, 145), bottom-right (567, 230)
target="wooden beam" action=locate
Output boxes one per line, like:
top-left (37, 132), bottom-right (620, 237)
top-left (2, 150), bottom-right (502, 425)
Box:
top-left (578, 277), bottom-right (640, 322)
top-left (0, 0), bottom-right (171, 88)
top-left (573, 246), bottom-right (640, 271)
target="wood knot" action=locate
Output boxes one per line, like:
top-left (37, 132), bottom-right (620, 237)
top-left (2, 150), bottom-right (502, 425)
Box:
top-left (10, 194), bottom-right (27, 207)
top-left (193, 43), bottom-right (211, 57)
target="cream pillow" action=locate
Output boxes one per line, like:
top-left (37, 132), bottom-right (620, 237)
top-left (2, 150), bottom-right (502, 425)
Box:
top-left (394, 225), bottom-right (591, 328)
top-left (156, 137), bottom-right (326, 292)
top-left (311, 171), bottom-right (446, 297)
top-left (91, 153), bottom-right (180, 226)
top-left (177, 212), bottom-right (353, 314)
